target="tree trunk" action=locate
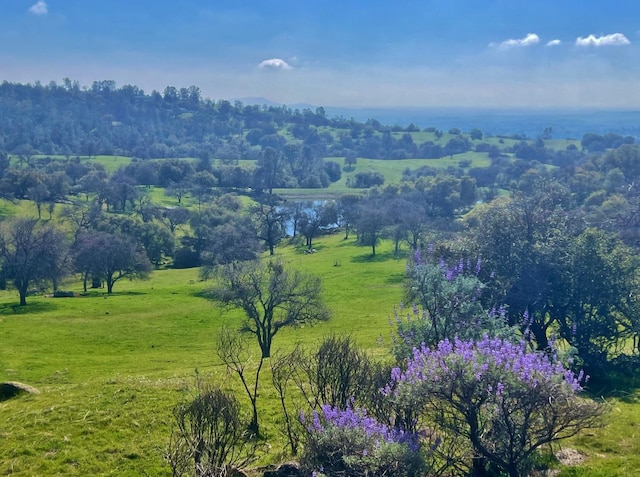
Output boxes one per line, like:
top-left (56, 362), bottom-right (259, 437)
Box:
top-left (531, 322), bottom-right (549, 351)
top-left (506, 463), bottom-right (519, 477)
top-left (248, 405), bottom-right (259, 436)
top-left (248, 356), bottom-right (265, 436)
top-left (471, 454), bottom-right (490, 476)
top-left (18, 287), bottom-right (27, 306)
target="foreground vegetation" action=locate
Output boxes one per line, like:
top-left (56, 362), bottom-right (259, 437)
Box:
top-left (0, 235), bottom-right (404, 475)
top-left (0, 234), bottom-right (636, 476)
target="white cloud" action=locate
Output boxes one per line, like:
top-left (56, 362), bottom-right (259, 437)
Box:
top-left (492, 33), bottom-right (540, 49)
top-left (258, 58), bottom-right (292, 70)
top-left (546, 39), bottom-right (562, 47)
top-left (576, 33), bottom-right (630, 46)
top-left (28, 1), bottom-right (48, 15)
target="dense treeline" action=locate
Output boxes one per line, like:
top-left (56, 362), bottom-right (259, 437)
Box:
top-left (0, 79), bottom-right (419, 161)
top-left (6, 79), bottom-right (621, 165)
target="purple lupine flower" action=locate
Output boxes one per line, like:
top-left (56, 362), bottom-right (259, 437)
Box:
top-left (413, 248), bottom-right (423, 266)
top-left (390, 334), bottom-right (586, 396)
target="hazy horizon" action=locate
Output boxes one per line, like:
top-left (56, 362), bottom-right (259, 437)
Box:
top-left (3, 1), bottom-right (640, 109)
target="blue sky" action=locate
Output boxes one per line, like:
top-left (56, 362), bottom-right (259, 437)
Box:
top-left (2, 0), bottom-right (640, 108)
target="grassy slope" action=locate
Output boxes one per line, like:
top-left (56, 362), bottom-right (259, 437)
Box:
top-left (1, 137), bottom-right (631, 476)
top-left (0, 233), bottom-right (637, 476)
top-left (275, 153), bottom-right (492, 200)
top-left (0, 235), bottom-right (406, 476)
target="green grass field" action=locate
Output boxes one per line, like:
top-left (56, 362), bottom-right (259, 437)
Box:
top-left (275, 153), bottom-right (491, 200)
top-left (0, 235), bottom-right (407, 475)
top-left (0, 233), bottom-right (638, 476)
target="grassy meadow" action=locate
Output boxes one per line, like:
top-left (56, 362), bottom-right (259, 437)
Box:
top-left (2, 135), bottom-right (637, 476)
top-left (1, 232), bottom-right (639, 476)
top-left (0, 234), bottom-right (408, 475)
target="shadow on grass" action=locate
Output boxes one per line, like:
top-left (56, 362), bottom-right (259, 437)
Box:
top-left (351, 250), bottom-right (405, 263)
top-left (385, 272), bottom-right (406, 284)
top-left (192, 288), bottom-right (215, 301)
top-left (106, 290), bottom-right (147, 297)
top-left (337, 238), bottom-right (358, 247)
top-left (77, 290), bottom-right (147, 298)
top-left (0, 300), bottom-right (57, 315)
top-left (586, 365), bottom-right (640, 401)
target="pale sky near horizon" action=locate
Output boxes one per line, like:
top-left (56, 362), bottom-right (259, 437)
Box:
top-left (2, 0), bottom-right (640, 109)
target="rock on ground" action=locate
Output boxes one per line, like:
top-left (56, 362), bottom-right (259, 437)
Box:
top-left (0, 381), bottom-right (40, 401)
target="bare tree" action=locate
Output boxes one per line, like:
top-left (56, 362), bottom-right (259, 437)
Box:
top-left (208, 259), bottom-right (330, 359)
top-left (356, 197), bottom-right (390, 256)
top-left (250, 198), bottom-right (287, 255)
top-left (210, 259), bottom-right (330, 435)
top-left (270, 345), bottom-right (306, 455)
top-left (167, 374), bottom-right (258, 477)
top-left (216, 328), bottom-right (264, 435)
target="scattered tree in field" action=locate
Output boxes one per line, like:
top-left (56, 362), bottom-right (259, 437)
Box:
top-left (299, 201), bottom-right (337, 250)
top-left (199, 219), bottom-right (260, 268)
top-left (344, 151), bottom-right (358, 171)
top-left (469, 128), bottom-right (483, 140)
top-left (251, 198), bottom-right (287, 255)
top-left (356, 197), bottom-right (390, 256)
top-left (28, 183), bottom-right (49, 219)
top-left (209, 259), bottom-right (330, 359)
top-left (467, 181), bottom-right (640, 372)
top-left (466, 183), bottom-right (577, 351)
top-left (337, 194), bottom-right (362, 240)
top-left (254, 146), bottom-right (283, 194)
top-left (161, 206), bottom-right (190, 234)
top-left (348, 171), bottom-right (385, 188)
top-left (72, 231), bottom-right (152, 293)
top-left (0, 218), bottom-right (69, 305)
top-left (131, 221), bottom-right (175, 267)
top-left (552, 228), bottom-right (640, 372)
top-left (209, 259), bottom-right (328, 433)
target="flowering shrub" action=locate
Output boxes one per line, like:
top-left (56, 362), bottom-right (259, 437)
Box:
top-left (300, 404), bottom-right (425, 477)
top-left (395, 249), bottom-right (513, 360)
top-left (387, 335), bottom-right (604, 477)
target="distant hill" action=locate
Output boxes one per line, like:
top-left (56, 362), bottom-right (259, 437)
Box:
top-left (1, 80), bottom-right (638, 162)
